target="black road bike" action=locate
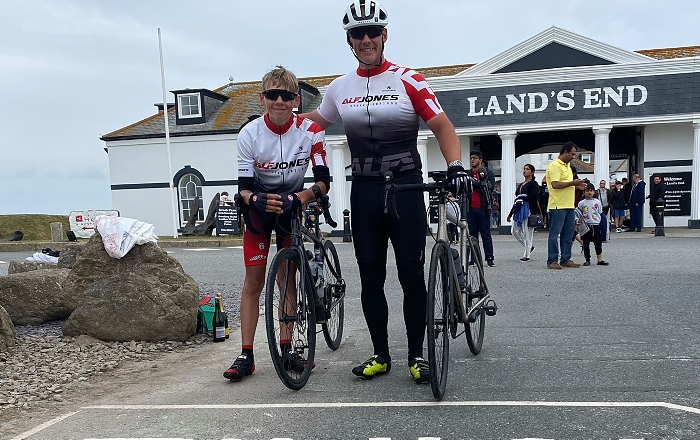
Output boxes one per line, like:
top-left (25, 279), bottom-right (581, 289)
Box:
top-left (264, 187), bottom-right (346, 390)
top-left (384, 171), bottom-right (498, 399)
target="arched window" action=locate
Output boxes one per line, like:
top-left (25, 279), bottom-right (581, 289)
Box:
top-left (178, 174), bottom-right (204, 224)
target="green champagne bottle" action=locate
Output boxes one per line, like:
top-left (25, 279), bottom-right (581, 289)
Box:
top-left (218, 293), bottom-right (230, 339)
top-left (212, 295), bottom-right (226, 342)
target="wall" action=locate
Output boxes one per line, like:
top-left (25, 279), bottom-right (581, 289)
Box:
top-left (642, 122), bottom-right (694, 227)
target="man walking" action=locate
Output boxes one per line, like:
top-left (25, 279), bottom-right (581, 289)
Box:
top-left (467, 150), bottom-right (496, 267)
top-left (545, 142), bottom-right (586, 269)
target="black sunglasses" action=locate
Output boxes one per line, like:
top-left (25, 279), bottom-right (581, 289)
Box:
top-left (262, 89), bottom-right (298, 101)
top-left (347, 26), bottom-right (383, 40)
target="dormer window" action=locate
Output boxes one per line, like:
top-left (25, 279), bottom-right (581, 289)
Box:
top-left (172, 88), bottom-right (228, 126)
top-left (178, 93), bottom-right (202, 119)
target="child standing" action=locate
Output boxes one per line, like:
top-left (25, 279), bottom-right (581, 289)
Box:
top-left (578, 183), bottom-right (609, 266)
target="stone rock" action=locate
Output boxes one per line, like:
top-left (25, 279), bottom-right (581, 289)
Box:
top-left (0, 305), bottom-right (16, 351)
top-left (0, 269), bottom-right (71, 325)
top-left (56, 244), bottom-right (84, 269)
top-left (8, 260), bottom-right (57, 274)
top-left (61, 232), bottom-right (198, 342)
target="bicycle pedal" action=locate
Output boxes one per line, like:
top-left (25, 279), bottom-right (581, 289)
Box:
top-left (483, 299), bottom-right (498, 316)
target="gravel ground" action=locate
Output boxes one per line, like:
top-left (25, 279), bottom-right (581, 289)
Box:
top-left (0, 281), bottom-right (246, 420)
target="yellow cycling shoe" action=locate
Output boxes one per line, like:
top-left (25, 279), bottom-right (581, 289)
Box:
top-left (352, 354), bottom-right (391, 379)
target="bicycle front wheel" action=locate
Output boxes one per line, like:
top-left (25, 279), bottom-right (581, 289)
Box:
top-left (427, 242), bottom-right (451, 400)
top-left (265, 248), bottom-right (316, 390)
top-left (464, 236), bottom-right (486, 355)
top-left (321, 240), bottom-right (345, 350)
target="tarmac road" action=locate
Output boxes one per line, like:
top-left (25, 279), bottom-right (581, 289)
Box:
top-left (2, 228), bottom-right (700, 439)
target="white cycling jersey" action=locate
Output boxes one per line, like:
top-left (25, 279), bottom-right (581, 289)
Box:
top-left (237, 113), bottom-right (327, 193)
top-left (317, 60), bottom-right (443, 179)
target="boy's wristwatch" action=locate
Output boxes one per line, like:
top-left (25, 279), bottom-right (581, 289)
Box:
top-left (447, 160), bottom-right (464, 168)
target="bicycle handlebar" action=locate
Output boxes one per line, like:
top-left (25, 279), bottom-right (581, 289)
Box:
top-left (383, 170), bottom-right (480, 221)
top-left (235, 186), bottom-right (337, 234)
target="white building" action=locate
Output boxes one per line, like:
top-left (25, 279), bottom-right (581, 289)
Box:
top-left (102, 27), bottom-right (700, 236)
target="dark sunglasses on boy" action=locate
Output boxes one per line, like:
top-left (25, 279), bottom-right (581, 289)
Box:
top-left (347, 26), bottom-right (383, 40)
top-left (262, 89), bottom-right (298, 101)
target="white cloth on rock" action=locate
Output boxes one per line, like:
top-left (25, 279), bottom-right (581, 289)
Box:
top-left (25, 252), bottom-right (59, 263)
top-left (95, 215), bottom-right (158, 259)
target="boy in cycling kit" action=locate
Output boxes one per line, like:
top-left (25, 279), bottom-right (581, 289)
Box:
top-left (223, 66), bottom-right (331, 382)
top-left (302, 0), bottom-right (469, 384)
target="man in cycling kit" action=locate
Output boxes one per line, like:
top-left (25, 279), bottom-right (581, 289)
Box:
top-left (223, 66), bottom-right (331, 382)
top-left (302, 0), bottom-right (469, 384)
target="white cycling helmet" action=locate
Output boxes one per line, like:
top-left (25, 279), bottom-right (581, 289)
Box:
top-left (342, 0), bottom-right (389, 30)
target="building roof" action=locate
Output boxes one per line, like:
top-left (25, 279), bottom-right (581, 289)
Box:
top-left (636, 45), bottom-right (700, 60)
top-left (101, 46), bottom-right (697, 142)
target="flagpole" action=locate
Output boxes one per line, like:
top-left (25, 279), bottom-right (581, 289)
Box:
top-left (158, 28), bottom-right (179, 238)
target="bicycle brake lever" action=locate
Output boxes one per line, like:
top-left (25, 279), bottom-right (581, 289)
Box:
top-left (312, 185), bottom-right (337, 228)
top-left (383, 172), bottom-right (400, 220)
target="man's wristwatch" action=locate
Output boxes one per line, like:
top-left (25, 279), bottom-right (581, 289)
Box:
top-left (447, 160), bottom-right (464, 168)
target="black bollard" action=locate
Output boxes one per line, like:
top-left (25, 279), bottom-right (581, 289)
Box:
top-left (654, 198), bottom-right (665, 237)
top-left (343, 209), bottom-right (352, 242)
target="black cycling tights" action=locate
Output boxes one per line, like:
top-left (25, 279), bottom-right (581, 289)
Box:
top-left (350, 177), bottom-right (427, 361)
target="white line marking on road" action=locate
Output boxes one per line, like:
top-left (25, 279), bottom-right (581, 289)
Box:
top-left (226, 246), bottom-right (243, 249)
top-left (10, 411), bottom-right (81, 440)
top-left (182, 248), bottom-right (221, 252)
top-left (82, 401), bottom-right (700, 414)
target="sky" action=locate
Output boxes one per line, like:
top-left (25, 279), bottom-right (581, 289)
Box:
top-left (1, 0), bottom-right (698, 216)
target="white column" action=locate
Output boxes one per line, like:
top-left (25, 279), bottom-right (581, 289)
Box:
top-left (460, 135), bottom-right (471, 163)
top-left (499, 131), bottom-right (518, 231)
top-left (691, 121), bottom-right (700, 225)
top-left (417, 135), bottom-right (430, 209)
top-left (327, 139), bottom-right (347, 231)
top-left (593, 126), bottom-right (612, 186)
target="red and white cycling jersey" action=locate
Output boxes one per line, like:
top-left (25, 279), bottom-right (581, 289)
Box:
top-left (317, 60), bottom-right (443, 179)
top-left (237, 113), bottom-right (327, 193)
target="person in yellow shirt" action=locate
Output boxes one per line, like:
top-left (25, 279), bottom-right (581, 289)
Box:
top-left (545, 142), bottom-right (586, 269)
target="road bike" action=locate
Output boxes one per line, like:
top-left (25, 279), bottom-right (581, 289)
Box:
top-left (264, 186), bottom-right (346, 390)
top-left (383, 171), bottom-right (498, 399)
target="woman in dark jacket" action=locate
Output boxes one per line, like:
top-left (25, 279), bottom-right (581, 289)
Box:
top-left (507, 164), bottom-right (541, 261)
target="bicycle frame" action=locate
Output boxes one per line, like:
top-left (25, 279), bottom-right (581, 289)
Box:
top-left (386, 171), bottom-right (491, 325)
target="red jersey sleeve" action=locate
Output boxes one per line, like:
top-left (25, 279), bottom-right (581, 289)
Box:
top-left (399, 68), bottom-right (444, 122)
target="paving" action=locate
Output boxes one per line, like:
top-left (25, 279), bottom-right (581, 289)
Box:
top-left (1, 227), bottom-right (700, 439)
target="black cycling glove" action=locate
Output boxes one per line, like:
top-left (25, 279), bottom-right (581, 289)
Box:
top-left (447, 165), bottom-right (471, 196)
top-left (249, 193), bottom-right (269, 212)
top-left (279, 192), bottom-right (301, 215)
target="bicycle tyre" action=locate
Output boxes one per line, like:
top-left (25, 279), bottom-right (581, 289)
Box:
top-left (321, 240), bottom-right (345, 350)
top-left (464, 236), bottom-right (486, 355)
top-left (265, 248), bottom-right (316, 390)
top-left (427, 242), bottom-right (451, 400)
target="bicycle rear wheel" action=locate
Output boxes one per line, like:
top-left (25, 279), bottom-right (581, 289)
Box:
top-left (427, 242), bottom-right (451, 399)
top-left (265, 248), bottom-right (316, 390)
top-left (321, 240), bottom-right (345, 350)
top-left (464, 236), bottom-right (486, 355)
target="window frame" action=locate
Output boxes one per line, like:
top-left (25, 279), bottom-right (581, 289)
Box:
top-left (177, 93), bottom-right (202, 119)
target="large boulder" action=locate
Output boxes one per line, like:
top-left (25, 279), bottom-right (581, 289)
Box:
top-left (0, 269), bottom-right (72, 325)
top-left (61, 232), bottom-right (198, 342)
top-left (0, 305), bottom-right (16, 352)
top-left (56, 244), bottom-right (84, 269)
